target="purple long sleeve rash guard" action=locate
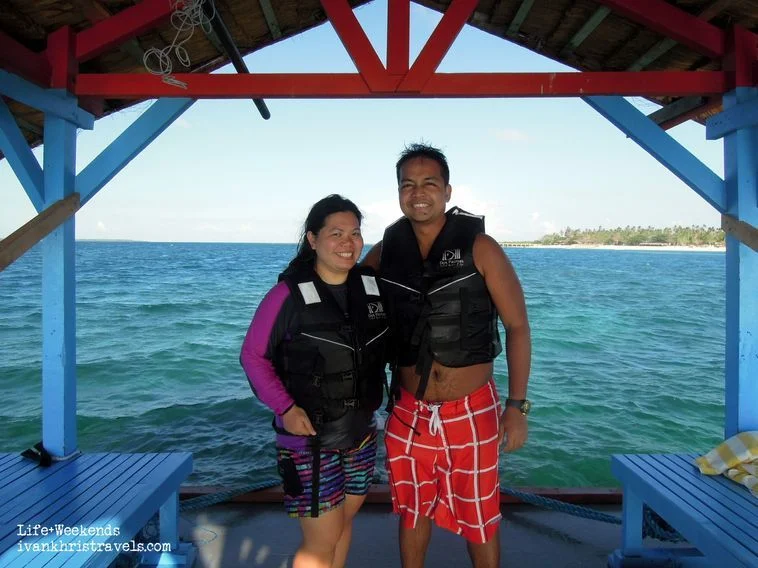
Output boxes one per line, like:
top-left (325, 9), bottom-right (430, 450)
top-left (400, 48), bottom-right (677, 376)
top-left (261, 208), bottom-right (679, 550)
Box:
top-left (240, 281), bottom-right (296, 417)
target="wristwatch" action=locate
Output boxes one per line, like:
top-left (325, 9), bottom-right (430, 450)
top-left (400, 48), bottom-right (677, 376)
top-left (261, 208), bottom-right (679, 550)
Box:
top-left (505, 398), bottom-right (531, 416)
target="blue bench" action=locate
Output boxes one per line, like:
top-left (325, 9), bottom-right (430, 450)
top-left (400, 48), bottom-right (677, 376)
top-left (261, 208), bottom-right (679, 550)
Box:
top-left (608, 453), bottom-right (758, 567)
top-left (0, 452), bottom-right (194, 567)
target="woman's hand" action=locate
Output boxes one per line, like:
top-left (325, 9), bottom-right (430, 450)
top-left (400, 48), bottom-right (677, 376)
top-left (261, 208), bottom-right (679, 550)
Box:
top-left (281, 405), bottom-right (317, 436)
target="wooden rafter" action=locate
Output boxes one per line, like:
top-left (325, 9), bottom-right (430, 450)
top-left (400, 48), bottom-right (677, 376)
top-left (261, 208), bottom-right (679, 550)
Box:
top-left (72, 0), bottom-right (146, 64)
top-left (506, 0), bottom-right (536, 38)
top-left (627, 0), bottom-right (733, 71)
top-left (594, 0), bottom-right (725, 59)
top-left (74, 0), bottom-right (175, 62)
top-left (647, 95), bottom-right (706, 124)
top-left (560, 6), bottom-right (611, 59)
top-left (258, 0), bottom-right (282, 39)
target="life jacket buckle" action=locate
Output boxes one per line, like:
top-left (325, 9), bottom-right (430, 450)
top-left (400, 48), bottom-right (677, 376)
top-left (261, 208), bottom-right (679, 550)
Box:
top-left (343, 398), bottom-right (359, 409)
top-left (341, 371), bottom-right (354, 381)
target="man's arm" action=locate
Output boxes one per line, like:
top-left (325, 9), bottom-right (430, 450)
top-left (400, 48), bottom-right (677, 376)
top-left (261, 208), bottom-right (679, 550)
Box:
top-left (361, 241), bottom-right (383, 270)
top-left (473, 233), bottom-right (532, 452)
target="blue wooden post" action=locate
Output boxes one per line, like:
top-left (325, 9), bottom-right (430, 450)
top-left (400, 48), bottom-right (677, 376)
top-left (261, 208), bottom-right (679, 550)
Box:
top-left (159, 491), bottom-right (180, 550)
top-left (41, 105), bottom-right (78, 457)
top-left (620, 487), bottom-right (643, 551)
top-left (721, 87), bottom-right (758, 436)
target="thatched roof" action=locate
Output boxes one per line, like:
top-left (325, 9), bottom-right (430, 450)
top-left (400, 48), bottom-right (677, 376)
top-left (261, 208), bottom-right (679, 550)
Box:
top-left (2, 0), bottom-right (757, 153)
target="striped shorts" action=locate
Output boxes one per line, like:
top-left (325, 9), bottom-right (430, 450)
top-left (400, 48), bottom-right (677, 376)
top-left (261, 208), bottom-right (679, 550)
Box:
top-left (385, 380), bottom-right (502, 543)
top-left (277, 431), bottom-right (377, 518)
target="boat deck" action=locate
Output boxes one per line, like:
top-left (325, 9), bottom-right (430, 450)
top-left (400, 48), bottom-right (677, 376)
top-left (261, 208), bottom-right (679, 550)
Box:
top-left (179, 501), bottom-right (626, 567)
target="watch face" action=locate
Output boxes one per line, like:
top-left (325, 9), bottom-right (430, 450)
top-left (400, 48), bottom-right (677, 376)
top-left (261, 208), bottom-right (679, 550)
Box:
top-left (520, 400), bottom-right (532, 415)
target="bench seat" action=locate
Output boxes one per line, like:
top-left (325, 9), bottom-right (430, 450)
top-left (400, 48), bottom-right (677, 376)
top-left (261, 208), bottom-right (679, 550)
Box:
top-left (609, 453), bottom-right (758, 567)
top-left (0, 452), bottom-right (194, 568)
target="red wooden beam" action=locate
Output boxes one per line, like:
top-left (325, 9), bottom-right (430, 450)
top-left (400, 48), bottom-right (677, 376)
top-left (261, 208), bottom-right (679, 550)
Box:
top-left (658, 97), bottom-right (722, 130)
top-left (0, 31), bottom-right (51, 87)
top-left (74, 71), bottom-right (727, 99)
top-left (724, 26), bottom-right (757, 88)
top-left (422, 71), bottom-right (727, 97)
top-left (46, 26), bottom-right (104, 117)
top-left (594, 0), bottom-right (725, 60)
top-left (75, 0), bottom-right (176, 62)
top-left (387, 0), bottom-right (410, 75)
top-left (398, 0), bottom-right (477, 91)
top-left (47, 27), bottom-right (77, 91)
top-left (320, 0), bottom-right (392, 91)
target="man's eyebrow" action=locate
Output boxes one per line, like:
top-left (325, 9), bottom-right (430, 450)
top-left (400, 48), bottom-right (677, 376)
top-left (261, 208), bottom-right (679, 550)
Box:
top-left (400, 176), bottom-right (441, 183)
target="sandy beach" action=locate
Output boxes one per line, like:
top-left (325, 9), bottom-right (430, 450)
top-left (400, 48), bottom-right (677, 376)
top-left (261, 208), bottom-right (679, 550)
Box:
top-left (501, 244), bottom-right (726, 252)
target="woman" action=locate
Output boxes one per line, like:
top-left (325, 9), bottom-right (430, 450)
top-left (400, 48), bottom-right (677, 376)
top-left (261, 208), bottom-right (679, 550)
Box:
top-left (240, 195), bottom-right (389, 568)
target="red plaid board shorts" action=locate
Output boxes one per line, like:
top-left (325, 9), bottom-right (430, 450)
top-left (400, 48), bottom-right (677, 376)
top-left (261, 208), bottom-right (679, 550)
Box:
top-left (384, 380), bottom-right (502, 544)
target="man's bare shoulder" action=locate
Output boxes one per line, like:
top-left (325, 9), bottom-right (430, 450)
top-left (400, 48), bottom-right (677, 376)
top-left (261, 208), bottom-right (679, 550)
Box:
top-left (474, 233), bottom-right (509, 259)
top-left (361, 241), bottom-right (383, 270)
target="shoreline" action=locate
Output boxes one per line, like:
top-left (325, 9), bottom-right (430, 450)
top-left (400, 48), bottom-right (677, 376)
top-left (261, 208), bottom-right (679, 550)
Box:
top-left (502, 243), bottom-right (725, 252)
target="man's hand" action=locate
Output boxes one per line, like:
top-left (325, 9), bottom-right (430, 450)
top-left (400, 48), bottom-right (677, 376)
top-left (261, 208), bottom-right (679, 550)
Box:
top-left (498, 406), bottom-right (528, 452)
top-left (281, 405), bottom-right (317, 436)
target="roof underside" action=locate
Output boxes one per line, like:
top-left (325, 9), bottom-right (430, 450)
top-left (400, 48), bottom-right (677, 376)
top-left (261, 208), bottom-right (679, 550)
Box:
top-left (2, 0), bottom-right (757, 152)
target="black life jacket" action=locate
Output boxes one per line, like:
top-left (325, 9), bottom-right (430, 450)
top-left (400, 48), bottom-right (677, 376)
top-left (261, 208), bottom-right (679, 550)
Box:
top-left (275, 265), bottom-right (389, 429)
top-left (380, 207), bottom-right (502, 398)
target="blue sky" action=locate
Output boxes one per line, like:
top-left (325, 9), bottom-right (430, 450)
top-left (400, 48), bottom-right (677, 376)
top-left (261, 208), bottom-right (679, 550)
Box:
top-left (1, 0), bottom-right (724, 243)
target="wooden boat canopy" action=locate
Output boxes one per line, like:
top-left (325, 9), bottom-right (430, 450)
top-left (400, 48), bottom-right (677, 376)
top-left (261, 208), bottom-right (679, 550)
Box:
top-left (1, 0), bottom-right (757, 157)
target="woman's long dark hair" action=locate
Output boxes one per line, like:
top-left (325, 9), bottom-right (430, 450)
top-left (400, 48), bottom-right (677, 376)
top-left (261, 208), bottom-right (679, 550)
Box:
top-left (279, 194), bottom-right (363, 279)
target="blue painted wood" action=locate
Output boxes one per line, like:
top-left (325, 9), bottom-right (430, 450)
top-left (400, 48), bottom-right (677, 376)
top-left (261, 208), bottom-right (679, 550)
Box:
top-left (41, 113), bottom-right (78, 458)
top-left (0, 98), bottom-right (43, 211)
top-left (0, 452), bottom-right (193, 568)
top-left (583, 96), bottom-right (727, 213)
top-left (610, 453), bottom-right (758, 567)
top-left (723, 87), bottom-right (758, 437)
top-left (609, 547), bottom-right (714, 567)
top-left (76, 98), bottom-right (195, 207)
top-left (159, 492), bottom-right (179, 550)
top-left (620, 486), bottom-right (642, 550)
top-left (660, 454), bottom-right (758, 523)
top-left (0, 454), bottom-right (128, 526)
top-left (0, 71), bottom-right (93, 130)
top-left (707, 96), bottom-right (758, 140)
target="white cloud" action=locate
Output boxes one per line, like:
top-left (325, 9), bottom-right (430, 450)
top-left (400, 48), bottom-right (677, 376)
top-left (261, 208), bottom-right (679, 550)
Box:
top-left (493, 128), bottom-right (530, 142)
top-left (531, 212), bottom-right (540, 221)
top-left (541, 221), bottom-right (557, 234)
top-left (96, 221), bottom-right (107, 233)
top-left (450, 185), bottom-right (510, 240)
top-left (361, 197), bottom-right (401, 244)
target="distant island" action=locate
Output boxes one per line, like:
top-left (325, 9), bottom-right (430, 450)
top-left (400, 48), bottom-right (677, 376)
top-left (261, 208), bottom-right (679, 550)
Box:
top-left (501, 225), bottom-right (725, 248)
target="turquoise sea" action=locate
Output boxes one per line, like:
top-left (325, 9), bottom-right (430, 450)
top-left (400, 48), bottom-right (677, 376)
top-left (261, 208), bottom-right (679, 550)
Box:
top-left (0, 242), bottom-right (725, 489)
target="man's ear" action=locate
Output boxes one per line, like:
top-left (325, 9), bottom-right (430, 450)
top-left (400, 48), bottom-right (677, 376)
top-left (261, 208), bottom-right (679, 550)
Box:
top-left (445, 184), bottom-right (452, 202)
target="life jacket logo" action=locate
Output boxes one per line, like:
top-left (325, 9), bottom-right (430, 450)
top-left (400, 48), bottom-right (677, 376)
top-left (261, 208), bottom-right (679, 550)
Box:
top-left (440, 248), bottom-right (463, 268)
top-left (367, 302), bottom-right (386, 320)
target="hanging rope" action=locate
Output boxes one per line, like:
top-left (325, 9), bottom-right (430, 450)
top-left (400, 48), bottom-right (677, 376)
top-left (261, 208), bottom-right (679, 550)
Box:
top-left (175, 479), bottom-right (684, 543)
top-left (142, 0), bottom-right (216, 89)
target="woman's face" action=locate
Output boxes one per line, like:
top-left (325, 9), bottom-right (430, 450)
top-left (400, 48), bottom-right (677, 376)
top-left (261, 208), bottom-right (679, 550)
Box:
top-left (307, 211), bottom-right (363, 284)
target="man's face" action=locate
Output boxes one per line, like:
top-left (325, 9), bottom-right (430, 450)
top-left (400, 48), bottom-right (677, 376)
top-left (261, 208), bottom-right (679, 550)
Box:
top-left (397, 157), bottom-right (451, 224)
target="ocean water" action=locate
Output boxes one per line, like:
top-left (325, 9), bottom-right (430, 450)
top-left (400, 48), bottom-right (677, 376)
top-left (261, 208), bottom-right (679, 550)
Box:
top-left (0, 242), bottom-right (725, 489)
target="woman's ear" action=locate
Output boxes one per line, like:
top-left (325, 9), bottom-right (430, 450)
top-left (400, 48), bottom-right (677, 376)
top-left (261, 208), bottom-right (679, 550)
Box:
top-left (306, 231), bottom-right (317, 250)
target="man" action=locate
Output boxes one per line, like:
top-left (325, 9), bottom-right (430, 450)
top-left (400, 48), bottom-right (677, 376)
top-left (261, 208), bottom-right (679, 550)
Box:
top-left (363, 143), bottom-right (531, 568)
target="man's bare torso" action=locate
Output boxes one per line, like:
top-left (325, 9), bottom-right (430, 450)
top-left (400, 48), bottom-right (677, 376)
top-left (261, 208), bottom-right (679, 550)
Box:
top-left (398, 360), bottom-right (492, 402)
